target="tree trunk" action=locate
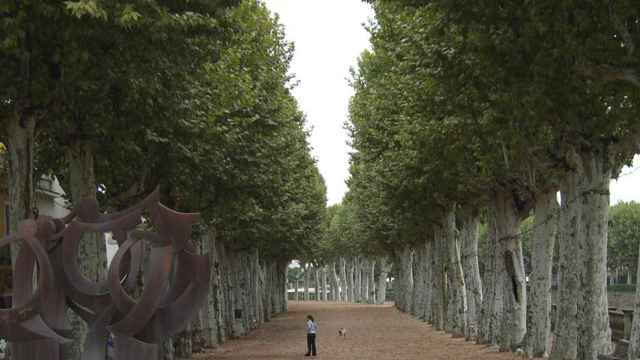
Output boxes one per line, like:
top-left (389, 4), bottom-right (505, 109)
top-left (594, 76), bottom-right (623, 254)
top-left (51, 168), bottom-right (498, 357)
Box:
top-left (206, 227), bottom-right (225, 346)
top-left (445, 207), bottom-right (467, 337)
top-left (314, 268), bottom-right (320, 301)
top-left (460, 206), bottom-right (482, 341)
top-left (552, 148), bottom-right (613, 360)
top-left (278, 260), bottom-right (289, 313)
top-left (376, 257), bottom-right (391, 305)
top-left (423, 239), bottom-right (433, 323)
top-left (577, 150), bottom-right (613, 358)
top-left (202, 228), bottom-right (218, 347)
top-left (303, 263), bottom-right (310, 301)
top-left (320, 265), bottom-right (328, 301)
top-left (354, 257), bottom-right (362, 303)
top-left (63, 141), bottom-right (108, 360)
top-left (431, 226), bottom-right (446, 330)
top-left (5, 114), bottom-right (40, 360)
top-left (412, 245), bottom-right (426, 320)
top-left (347, 258), bottom-right (355, 303)
top-left (527, 191), bottom-right (558, 357)
top-left (330, 262), bottom-right (339, 301)
top-left (368, 260), bottom-right (376, 304)
top-left (6, 116), bottom-right (35, 263)
top-left (493, 189), bottom-right (526, 351)
top-left (174, 324), bottom-right (192, 358)
top-left (361, 258), bottom-right (369, 303)
top-left (478, 202), bottom-right (504, 345)
top-left (339, 258), bottom-right (348, 302)
top-left (399, 245), bottom-right (414, 313)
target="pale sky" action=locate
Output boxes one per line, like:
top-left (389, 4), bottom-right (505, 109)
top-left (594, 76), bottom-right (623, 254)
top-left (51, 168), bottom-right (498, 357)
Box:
top-left (611, 155), bottom-right (640, 205)
top-left (264, 0), bottom-right (374, 205)
top-left (262, 1), bottom-right (640, 207)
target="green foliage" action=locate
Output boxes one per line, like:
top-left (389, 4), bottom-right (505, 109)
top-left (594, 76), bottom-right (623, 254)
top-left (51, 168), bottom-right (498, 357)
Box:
top-left (608, 284), bottom-right (636, 293)
top-left (608, 201), bottom-right (640, 273)
top-left (343, 0), bottom-right (640, 259)
top-left (2, 0), bottom-right (325, 263)
top-left (287, 266), bottom-right (304, 283)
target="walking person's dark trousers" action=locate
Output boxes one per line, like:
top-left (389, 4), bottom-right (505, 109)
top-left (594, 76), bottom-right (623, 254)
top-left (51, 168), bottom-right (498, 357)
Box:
top-left (306, 334), bottom-right (317, 356)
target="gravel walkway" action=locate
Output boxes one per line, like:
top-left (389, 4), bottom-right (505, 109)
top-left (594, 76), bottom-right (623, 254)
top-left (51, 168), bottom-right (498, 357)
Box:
top-left (196, 301), bottom-right (514, 360)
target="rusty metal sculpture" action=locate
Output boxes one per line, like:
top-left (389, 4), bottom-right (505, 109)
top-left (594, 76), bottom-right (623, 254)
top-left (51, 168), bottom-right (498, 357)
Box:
top-left (0, 189), bottom-right (209, 360)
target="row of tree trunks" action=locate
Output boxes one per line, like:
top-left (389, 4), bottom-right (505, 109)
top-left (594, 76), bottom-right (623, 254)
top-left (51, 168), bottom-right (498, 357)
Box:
top-left (392, 206), bottom-right (481, 341)
top-left (5, 119), bottom-right (110, 360)
top-left (173, 227), bottom-right (289, 359)
top-left (297, 258), bottom-right (387, 304)
top-left (391, 173), bottom-right (613, 360)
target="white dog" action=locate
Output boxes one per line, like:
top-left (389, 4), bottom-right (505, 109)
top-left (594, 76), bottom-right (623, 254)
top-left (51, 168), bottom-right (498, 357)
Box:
top-left (338, 328), bottom-right (347, 338)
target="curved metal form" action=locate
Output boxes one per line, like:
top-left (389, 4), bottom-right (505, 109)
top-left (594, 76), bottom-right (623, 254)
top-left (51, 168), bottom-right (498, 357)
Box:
top-left (0, 189), bottom-right (210, 360)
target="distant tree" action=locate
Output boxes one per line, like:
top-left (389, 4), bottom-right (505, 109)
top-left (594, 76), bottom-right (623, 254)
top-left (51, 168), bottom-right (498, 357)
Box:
top-left (608, 202), bottom-right (640, 283)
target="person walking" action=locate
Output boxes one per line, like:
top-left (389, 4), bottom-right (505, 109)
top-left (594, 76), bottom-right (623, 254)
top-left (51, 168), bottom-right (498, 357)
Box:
top-left (305, 315), bottom-right (318, 356)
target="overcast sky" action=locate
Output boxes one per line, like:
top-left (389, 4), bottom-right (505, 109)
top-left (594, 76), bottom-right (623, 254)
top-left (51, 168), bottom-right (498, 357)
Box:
top-left (263, 1), bottom-right (640, 207)
top-left (264, 0), bottom-right (374, 205)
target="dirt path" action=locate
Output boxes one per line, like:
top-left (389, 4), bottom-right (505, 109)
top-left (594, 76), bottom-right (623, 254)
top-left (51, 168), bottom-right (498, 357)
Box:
top-left (197, 301), bottom-right (514, 360)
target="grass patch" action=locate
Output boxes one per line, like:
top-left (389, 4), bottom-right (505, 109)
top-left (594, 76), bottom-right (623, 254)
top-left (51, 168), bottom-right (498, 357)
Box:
top-left (608, 284), bottom-right (636, 293)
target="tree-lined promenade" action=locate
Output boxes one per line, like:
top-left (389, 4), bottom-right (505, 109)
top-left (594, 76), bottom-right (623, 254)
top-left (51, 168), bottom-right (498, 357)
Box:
top-left (2, 1), bottom-right (640, 360)
top-left (204, 302), bottom-right (515, 360)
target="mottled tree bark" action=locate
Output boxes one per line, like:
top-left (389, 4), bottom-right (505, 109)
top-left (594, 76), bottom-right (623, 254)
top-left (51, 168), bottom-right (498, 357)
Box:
top-left (376, 257), bottom-right (391, 305)
top-left (368, 260), bottom-right (376, 304)
top-left (552, 149), bottom-right (613, 360)
top-left (303, 262), bottom-right (310, 301)
top-left (527, 191), bottom-right (558, 357)
top-left (63, 142), bottom-right (108, 360)
top-left (6, 114), bottom-right (41, 360)
top-left (362, 259), bottom-right (370, 303)
top-left (339, 258), bottom-right (348, 302)
top-left (6, 116), bottom-right (35, 264)
top-left (478, 204), bottom-right (503, 346)
top-left (431, 226), bottom-right (446, 330)
top-left (460, 206), bottom-right (482, 341)
top-left (444, 207), bottom-right (467, 337)
top-left (347, 258), bottom-right (355, 303)
top-left (400, 246), bottom-right (414, 313)
top-left (493, 189), bottom-right (526, 351)
top-left (321, 266), bottom-right (328, 301)
top-left (356, 263), bottom-right (361, 303)
top-left (314, 268), bottom-right (320, 301)
top-left (412, 245), bottom-right (427, 320)
top-left (423, 239), bottom-right (433, 323)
